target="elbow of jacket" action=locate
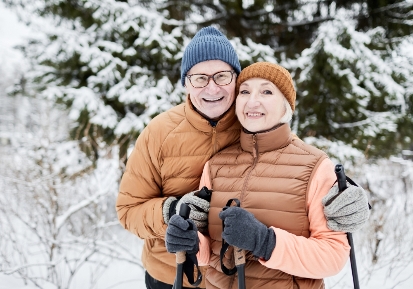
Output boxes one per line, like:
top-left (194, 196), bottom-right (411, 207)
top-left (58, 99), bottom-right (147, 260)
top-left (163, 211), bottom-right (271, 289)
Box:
top-left (324, 247), bottom-right (351, 277)
top-left (116, 207), bottom-right (129, 231)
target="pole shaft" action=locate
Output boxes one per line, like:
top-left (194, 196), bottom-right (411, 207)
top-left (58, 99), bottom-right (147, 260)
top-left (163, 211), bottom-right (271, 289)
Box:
top-left (347, 233), bottom-right (360, 289)
top-left (335, 164), bottom-right (361, 289)
top-left (172, 264), bottom-right (184, 289)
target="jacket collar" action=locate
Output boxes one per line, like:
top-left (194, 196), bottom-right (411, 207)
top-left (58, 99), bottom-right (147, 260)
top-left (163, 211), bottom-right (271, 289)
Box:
top-left (240, 123), bottom-right (292, 153)
top-left (184, 94), bottom-right (239, 133)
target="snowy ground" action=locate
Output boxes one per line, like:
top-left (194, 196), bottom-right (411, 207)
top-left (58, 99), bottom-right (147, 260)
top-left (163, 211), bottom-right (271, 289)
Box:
top-left (0, 265), bottom-right (145, 289)
top-left (325, 258), bottom-right (413, 289)
top-left (2, 256), bottom-right (413, 289)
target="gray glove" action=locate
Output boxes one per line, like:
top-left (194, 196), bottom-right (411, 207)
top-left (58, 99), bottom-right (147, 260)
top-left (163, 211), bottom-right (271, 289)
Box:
top-left (175, 191), bottom-right (210, 231)
top-left (322, 185), bottom-right (370, 233)
top-left (162, 196), bottom-right (178, 224)
top-left (219, 207), bottom-right (276, 261)
top-left (165, 215), bottom-right (199, 254)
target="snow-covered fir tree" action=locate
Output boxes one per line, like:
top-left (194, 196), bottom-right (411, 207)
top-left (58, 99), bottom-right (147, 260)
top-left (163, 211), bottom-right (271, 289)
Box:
top-left (289, 16), bottom-right (412, 158)
top-left (3, 0), bottom-right (412, 161)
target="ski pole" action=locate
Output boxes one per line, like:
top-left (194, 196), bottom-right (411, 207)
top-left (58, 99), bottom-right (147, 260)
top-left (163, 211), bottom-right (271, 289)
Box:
top-left (234, 246), bottom-right (246, 289)
top-left (172, 203), bottom-right (191, 289)
top-left (195, 186), bottom-right (212, 202)
top-left (172, 187), bottom-right (211, 289)
top-left (335, 164), bottom-right (360, 289)
top-left (220, 198), bottom-right (246, 289)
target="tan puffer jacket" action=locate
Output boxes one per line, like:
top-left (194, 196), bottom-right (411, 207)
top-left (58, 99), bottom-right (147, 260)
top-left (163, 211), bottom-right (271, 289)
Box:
top-left (116, 95), bottom-right (241, 287)
top-left (206, 124), bottom-right (327, 289)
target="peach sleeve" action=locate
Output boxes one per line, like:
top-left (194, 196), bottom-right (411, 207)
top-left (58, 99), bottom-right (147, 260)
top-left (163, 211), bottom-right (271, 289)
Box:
top-left (259, 158), bottom-right (351, 278)
top-left (199, 161), bottom-right (212, 189)
top-left (196, 161), bottom-right (212, 266)
top-left (196, 232), bottom-right (210, 266)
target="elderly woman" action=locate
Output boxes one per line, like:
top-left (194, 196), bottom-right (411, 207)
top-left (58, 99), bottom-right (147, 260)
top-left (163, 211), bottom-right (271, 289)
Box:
top-left (167, 62), bottom-right (351, 288)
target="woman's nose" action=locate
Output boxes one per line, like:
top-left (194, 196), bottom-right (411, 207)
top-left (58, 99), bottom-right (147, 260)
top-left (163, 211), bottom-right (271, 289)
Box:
top-left (246, 93), bottom-right (260, 108)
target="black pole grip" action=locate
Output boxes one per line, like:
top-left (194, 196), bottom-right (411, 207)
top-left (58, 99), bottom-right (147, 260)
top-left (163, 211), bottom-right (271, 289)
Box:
top-left (195, 186), bottom-right (212, 202)
top-left (179, 203), bottom-right (191, 220)
top-left (335, 164), bottom-right (348, 192)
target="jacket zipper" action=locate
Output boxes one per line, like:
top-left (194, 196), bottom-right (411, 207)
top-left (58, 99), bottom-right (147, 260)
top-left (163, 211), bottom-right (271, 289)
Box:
top-left (240, 134), bottom-right (258, 202)
top-left (212, 127), bottom-right (217, 154)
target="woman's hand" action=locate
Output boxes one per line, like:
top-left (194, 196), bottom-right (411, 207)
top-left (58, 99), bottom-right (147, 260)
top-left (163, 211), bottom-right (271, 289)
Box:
top-left (165, 215), bottom-right (199, 254)
top-left (219, 206), bottom-right (276, 261)
top-left (322, 185), bottom-right (370, 232)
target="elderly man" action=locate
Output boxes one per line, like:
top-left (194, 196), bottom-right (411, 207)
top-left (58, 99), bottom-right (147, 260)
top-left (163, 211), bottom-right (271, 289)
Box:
top-left (116, 26), bottom-right (369, 289)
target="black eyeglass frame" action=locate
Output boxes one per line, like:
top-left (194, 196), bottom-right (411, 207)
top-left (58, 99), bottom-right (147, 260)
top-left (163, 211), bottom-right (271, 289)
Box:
top-left (185, 70), bottom-right (236, 88)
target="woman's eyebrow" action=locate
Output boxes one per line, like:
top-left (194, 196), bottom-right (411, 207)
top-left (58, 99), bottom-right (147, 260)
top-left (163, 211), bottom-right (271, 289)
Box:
top-left (260, 81), bottom-right (273, 86)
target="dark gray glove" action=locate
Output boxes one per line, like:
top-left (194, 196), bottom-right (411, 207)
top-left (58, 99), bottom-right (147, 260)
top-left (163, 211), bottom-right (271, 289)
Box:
top-left (322, 185), bottom-right (370, 233)
top-left (219, 207), bottom-right (275, 261)
top-left (165, 215), bottom-right (199, 254)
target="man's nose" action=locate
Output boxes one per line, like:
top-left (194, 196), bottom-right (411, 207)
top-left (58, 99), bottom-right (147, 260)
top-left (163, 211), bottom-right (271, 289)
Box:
top-left (204, 79), bottom-right (220, 94)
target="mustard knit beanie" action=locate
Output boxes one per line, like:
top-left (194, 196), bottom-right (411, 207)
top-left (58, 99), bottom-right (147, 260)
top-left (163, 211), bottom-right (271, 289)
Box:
top-left (236, 62), bottom-right (296, 111)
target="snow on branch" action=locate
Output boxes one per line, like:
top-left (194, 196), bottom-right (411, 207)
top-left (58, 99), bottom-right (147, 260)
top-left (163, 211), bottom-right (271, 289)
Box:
top-left (55, 188), bottom-right (109, 232)
top-left (3, 259), bottom-right (62, 275)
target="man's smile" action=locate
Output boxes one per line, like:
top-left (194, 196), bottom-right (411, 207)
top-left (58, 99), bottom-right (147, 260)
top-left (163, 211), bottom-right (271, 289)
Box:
top-left (203, 96), bottom-right (224, 102)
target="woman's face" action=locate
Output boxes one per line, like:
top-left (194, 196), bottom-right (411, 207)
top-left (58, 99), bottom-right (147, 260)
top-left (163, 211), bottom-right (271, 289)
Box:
top-left (236, 78), bottom-right (286, 132)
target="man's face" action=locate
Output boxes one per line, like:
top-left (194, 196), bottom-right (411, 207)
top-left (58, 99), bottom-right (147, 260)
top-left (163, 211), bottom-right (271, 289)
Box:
top-left (185, 60), bottom-right (236, 119)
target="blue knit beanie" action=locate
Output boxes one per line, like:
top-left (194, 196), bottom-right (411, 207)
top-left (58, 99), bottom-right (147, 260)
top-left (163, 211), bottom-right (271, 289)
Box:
top-left (181, 26), bottom-right (241, 86)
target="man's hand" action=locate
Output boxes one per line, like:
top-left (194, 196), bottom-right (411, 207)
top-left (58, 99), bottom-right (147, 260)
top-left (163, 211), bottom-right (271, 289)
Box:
top-left (175, 191), bottom-right (210, 231)
top-left (162, 189), bottom-right (211, 232)
top-left (219, 207), bottom-right (275, 261)
top-left (322, 185), bottom-right (370, 233)
top-left (165, 215), bottom-right (199, 254)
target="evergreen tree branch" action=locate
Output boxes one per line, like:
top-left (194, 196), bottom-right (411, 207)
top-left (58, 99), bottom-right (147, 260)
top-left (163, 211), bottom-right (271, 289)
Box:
top-left (372, 1), bottom-right (413, 14)
top-left (279, 15), bottom-right (335, 27)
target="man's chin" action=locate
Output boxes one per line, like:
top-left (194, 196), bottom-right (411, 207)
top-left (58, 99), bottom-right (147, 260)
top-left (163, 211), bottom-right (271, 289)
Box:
top-left (196, 101), bottom-right (233, 120)
top-left (198, 108), bottom-right (226, 120)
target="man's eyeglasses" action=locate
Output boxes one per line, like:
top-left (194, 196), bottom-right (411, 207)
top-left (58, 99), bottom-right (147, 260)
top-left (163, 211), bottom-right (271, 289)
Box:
top-left (186, 70), bottom-right (235, 88)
